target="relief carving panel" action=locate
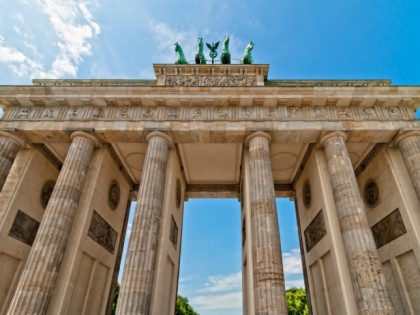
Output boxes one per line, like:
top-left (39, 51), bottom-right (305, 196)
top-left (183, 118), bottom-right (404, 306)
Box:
top-left (165, 75), bottom-right (257, 87)
top-left (9, 210), bottom-right (40, 246)
top-left (88, 210), bottom-right (117, 254)
top-left (371, 208), bottom-right (407, 248)
top-left (304, 209), bottom-right (327, 252)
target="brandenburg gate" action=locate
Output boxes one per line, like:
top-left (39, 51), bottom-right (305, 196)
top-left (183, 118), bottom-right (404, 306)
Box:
top-left (0, 64), bottom-right (419, 315)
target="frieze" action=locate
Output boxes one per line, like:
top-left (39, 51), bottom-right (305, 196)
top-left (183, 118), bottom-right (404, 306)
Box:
top-left (304, 209), bottom-right (327, 252)
top-left (88, 210), bottom-right (117, 254)
top-left (5, 105), bottom-right (416, 122)
top-left (165, 75), bottom-right (257, 87)
top-left (9, 210), bottom-right (40, 246)
top-left (371, 208), bottom-right (407, 248)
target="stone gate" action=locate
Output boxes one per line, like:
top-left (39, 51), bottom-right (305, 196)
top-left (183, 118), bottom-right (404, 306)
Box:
top-left (0, 64), bottom-right (419, 314)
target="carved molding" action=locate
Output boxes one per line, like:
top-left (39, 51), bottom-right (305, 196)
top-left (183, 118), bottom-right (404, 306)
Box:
top-left (5, 105), bottom-right (416, 122)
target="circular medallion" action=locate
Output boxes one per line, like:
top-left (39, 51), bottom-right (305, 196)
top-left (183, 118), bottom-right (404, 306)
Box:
top-left (364, 179), bottom-right (379, 208)
top-left (41, 180), bottom-right (55, 209)
top-left (176, 179), bottom-right (182, 209)
top-left (303, 180), bottom-right (311, 208)
top-left (108, 180), bottom-right (120, 210)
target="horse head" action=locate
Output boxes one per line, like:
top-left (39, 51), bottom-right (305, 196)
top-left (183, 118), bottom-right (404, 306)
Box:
top-left (174, 42), bottom-right (181, 52)
top-left (223, 36), bottom-right (230, 46)
top-left (198, 37), bottom-right (203, 49)
top-left (246, 41), bottom-right (254, 52)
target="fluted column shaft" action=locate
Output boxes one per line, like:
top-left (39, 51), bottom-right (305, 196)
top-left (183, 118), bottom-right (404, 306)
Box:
top-left (7, 131), bottom-right (98, 315)
top-left (320, 131), bottom-right (394, 315)
top-left (0, 131), bottom-right (25, 191)
top-left (395, 131), bottom-right (420, 201)
top-left (246, 132), bottom-right (287, 315)
top-left (116, 131), bottom-right (172, 315)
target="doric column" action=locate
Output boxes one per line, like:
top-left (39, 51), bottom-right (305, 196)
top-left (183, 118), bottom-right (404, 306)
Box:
top-left (116, 131), bottom-right (172, 315)
top-left (395, 130), bottom-right (420, 200)
top-left (320, 131), bottom-right (394, 315)
top-left (246, 131), bottom-right (287, 315)
top-left (7, 131), bottom-right (98, 315)
top-left (0, 131), bottom-right (25, 191)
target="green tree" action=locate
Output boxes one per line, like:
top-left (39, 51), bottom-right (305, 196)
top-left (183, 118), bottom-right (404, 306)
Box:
top-left (175, 295), bottom-right (199, 315)
top-left (111, 282), bottom-right (120, 315)
top-left (286, 287), bottom-right (309, 315)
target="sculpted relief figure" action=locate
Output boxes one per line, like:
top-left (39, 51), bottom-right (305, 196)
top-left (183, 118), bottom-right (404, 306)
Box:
top-left (16, 108), bottom-right (32, 118)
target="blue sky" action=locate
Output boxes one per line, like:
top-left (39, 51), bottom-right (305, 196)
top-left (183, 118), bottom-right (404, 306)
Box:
top-left (1, 1), bottom-right (420, 314)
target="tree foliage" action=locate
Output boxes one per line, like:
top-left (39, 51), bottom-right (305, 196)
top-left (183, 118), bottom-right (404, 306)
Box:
top-left (111, 282), bottom-right (120, 315)
top-left (175, 295), bottom-right (199, 315)
top-left (286, 287), bottom-right (309, 315)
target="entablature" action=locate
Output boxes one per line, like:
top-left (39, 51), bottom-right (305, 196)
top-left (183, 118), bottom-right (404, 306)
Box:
top-left (1, 86), bottom-right (420, 110)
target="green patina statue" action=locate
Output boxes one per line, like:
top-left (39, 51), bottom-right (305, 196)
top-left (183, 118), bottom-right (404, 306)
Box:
top-left (240, 41), bottom-right (254, 64)
top-left (174, 42), bottom-right (188, 64)
top-left (195, 37), bottom-right (206, 64)
top-left (220, 36), bottom-right (231, 64)
top-left (206, 40), bottom-right (219, 64)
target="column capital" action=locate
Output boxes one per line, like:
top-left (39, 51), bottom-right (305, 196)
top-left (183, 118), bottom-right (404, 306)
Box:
top-left (319, 131), bottom-right (347, 147)
top-left (70, 131), bottom-right (100, 148)
top-left (394, 130), bottom-right (420, 146)
top-left (146, 131), bottom-right (173, 147)
top-left (0, 131), bottom-right (25, 148)
top-left (245, 131), bottom-right (271, 146)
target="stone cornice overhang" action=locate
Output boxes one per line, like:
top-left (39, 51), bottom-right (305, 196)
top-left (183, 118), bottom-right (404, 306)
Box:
top-left (0, 84), bottom-right (420, 109)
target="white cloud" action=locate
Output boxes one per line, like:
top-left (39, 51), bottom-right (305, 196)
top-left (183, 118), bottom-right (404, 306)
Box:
top-left (282, 248), bottom-right (303, 274)
top-left (188, 249), bottom-right (305, 312)
top-left (37, 0), bottom-right (100, 77)
top-left (148, 21), bottom-right (197, 64)
top-left (191, 292), bottom-right (242, 310)
top-left (202, 272), bottom-right (242, 293)
top-left (148, 21), bottom-right (248, 64)
top-left (189, 272), bottom-right (242, 311)
top-left (0, 0), bottom-right (100, 79)
top-left (0, 42), bottom-right (26, 63)
top-left (285, 278), bottom-right (305, 290)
